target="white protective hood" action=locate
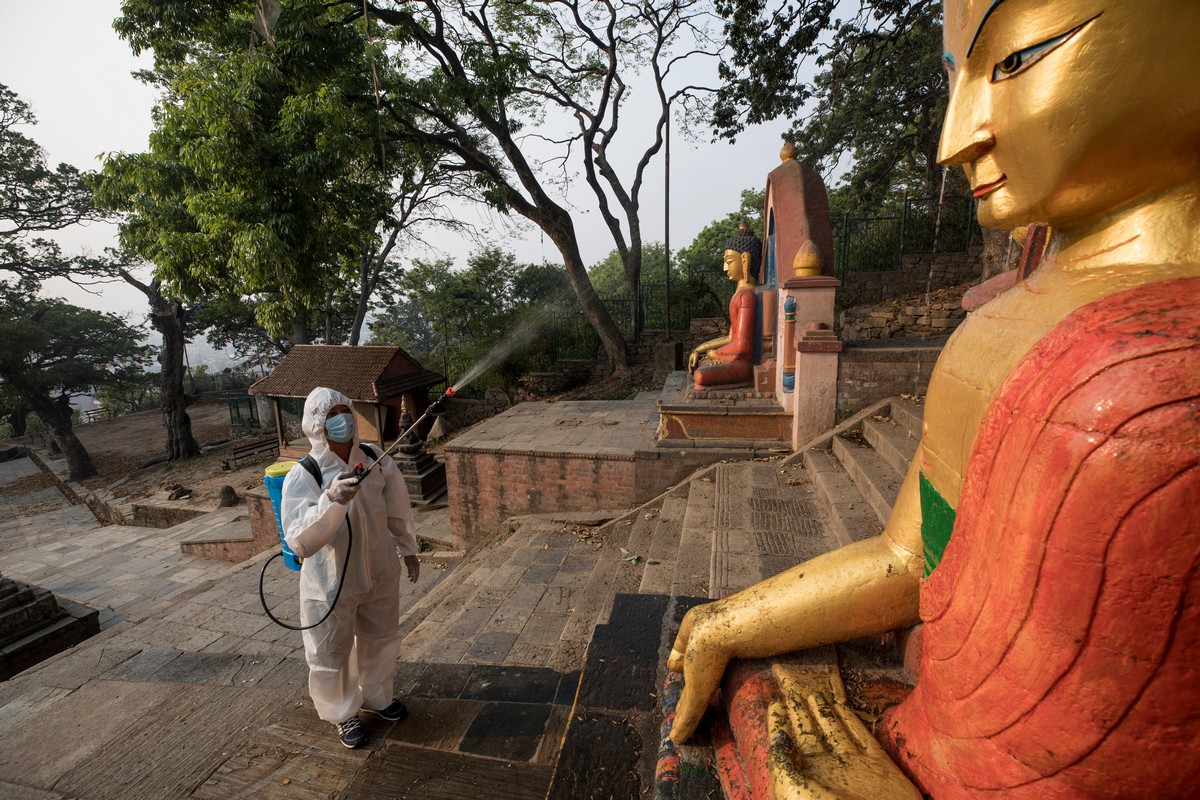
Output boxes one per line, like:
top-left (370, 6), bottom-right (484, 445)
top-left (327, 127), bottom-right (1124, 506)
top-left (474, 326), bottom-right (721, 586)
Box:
top-left (301, 386), bottom-right (354, 460)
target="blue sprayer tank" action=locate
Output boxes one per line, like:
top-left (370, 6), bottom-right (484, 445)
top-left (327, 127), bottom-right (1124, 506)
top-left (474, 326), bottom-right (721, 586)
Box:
top-left (264, 461), bottom-right (302, 571)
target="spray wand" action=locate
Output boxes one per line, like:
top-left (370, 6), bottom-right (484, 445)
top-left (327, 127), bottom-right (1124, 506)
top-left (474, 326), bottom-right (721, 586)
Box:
top-left (348, 386), bottom-right (457, 481)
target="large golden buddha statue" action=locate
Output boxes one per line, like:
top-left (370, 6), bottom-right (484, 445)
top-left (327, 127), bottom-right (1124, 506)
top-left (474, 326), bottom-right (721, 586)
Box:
top-left (668, 1), bottom-right (1200, 797)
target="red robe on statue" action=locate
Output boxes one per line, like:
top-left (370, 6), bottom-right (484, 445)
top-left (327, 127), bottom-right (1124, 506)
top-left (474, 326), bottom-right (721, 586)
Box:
top-left (881, 277), bottom-right (1200, 799)
top-left (695, 287), bottom-right (756, 389)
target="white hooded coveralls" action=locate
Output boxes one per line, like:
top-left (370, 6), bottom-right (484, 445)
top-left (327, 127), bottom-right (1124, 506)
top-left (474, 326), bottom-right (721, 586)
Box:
top-left (281, 387), bottom-right (417, 724)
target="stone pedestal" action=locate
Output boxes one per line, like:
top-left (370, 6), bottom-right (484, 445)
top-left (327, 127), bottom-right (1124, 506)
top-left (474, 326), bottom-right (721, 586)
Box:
top-left (779, 276), bottom-right (840, 419)
top-left (792, 323), bottom-right (842, 449)
top-left (393, 448), bottom-right (448, 504)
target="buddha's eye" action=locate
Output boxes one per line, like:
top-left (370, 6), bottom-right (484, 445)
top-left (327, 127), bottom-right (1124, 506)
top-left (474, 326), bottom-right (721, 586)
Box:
top-left (996, 52), bottom-right (1022, 76)
top-left (991, 15), bottom-right (1099, 83)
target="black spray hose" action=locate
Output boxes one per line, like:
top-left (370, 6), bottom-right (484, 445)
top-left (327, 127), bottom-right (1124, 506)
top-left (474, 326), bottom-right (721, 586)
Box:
top-left (259, 517), bottom-right (353, 631)
top-left (257, 388), bottom-right (456, 630)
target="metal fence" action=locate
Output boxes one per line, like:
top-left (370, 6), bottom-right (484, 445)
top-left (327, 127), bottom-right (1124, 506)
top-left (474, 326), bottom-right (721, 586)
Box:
top-left (431, 194), bottom-right (979, 395)
top-left (833, 194), bottom-right (978, 278)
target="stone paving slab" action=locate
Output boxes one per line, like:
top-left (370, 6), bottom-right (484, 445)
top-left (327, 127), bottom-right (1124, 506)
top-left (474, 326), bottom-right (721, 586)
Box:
top-left (0, 403), bottom-right (868, 799)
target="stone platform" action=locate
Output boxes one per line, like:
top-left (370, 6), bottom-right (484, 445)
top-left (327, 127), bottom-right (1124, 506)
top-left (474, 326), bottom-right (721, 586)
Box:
top-left (656, 371), bottom-right (793, 447)
top-left (443, 396), bottom-right (777, 550)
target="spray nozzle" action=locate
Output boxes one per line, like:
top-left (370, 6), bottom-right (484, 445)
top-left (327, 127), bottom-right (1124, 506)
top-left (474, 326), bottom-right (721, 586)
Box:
top-left (444, 386), bottom-right (457, 398)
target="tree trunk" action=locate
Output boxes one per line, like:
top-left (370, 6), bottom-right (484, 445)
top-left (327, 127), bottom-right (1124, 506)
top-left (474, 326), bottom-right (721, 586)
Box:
top-left (542, 213), bottom-right (629, 372)
top-left (30, 392), bottom-right (95, 481)
top-left (119, 272), bottom-right (202, 461)
top-left (9, 406), bottom-right (28, 437)
top-left (153, 302), bottom-right (202, 461)
top-left (979, 227), bottom-right (1014, 281)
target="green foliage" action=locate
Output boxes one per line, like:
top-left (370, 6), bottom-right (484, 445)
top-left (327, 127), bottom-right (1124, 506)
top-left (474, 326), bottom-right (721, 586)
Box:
top-left (0, 289), bottom-right (146, 415)
top-left (94, 364), bottom-right (160, 414)
top-left (588, 243), bottom-right (675, 299)
top-left (0, 83), bottom-right (106, 286)
top-left (368, 248), bottom-right (572, 388)
top-left (97, 2), bottom-right (399, 340)
top-left (713, 1), bottom-right (955, 212)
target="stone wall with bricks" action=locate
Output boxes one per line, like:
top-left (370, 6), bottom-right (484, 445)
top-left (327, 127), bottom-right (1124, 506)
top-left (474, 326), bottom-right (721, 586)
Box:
top-left (839, 285), bottom-right (969, 341)
top-left (836, 342), bottom-right (945, 420)
top-left (445, 448), bottom-right (720, 549)
top-left (840, 244), bottom-right (982, 307)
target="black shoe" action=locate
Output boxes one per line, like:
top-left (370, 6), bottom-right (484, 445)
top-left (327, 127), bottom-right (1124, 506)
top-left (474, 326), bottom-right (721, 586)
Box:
top-left (371, 699), bottom-right (408, 722)
top-left (337, 714), bottom-right (367, 748)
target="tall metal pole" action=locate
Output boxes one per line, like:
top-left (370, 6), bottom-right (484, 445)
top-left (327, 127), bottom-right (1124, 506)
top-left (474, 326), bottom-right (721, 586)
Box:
top-left (664, 100), bottom-right (671, 333)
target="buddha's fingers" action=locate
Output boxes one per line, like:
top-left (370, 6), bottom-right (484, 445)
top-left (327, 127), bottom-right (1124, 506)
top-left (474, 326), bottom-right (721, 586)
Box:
top-left (668, 607), bottom-right (729, 744)
top-left (832, 702), bottom-right (878, 754)
top-left (806, 692), bottom-right (859, 757)
top-left (668, 652), bottom-right (726, 744)
top-left (666, 608), bottom-right (695, 674)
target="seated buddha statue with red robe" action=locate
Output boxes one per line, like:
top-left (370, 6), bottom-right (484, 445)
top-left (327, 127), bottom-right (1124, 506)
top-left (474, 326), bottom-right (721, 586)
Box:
top-left (688, 224), bottom-right (762, 390)
top-left (666, 1), bottom-right (1200, 797)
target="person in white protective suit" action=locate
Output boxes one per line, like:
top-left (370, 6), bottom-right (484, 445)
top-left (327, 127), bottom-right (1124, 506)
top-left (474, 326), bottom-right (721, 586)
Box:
top-left (280, 387), bottom-right (420, 749)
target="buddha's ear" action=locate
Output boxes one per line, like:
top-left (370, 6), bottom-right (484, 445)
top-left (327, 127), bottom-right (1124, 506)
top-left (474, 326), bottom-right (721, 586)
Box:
top-left (740, 251), bottom-right (751, 275)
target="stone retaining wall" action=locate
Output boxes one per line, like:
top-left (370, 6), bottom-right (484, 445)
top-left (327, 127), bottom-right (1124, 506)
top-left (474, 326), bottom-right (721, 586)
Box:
top-left (840, 297), bottom-right (967, 341)
top-left (836, 342), bottom-right (945, 420)
top-left (445, 448), bottom-right (717, 549)
top-left (840, 245), bottom-right (982, 307)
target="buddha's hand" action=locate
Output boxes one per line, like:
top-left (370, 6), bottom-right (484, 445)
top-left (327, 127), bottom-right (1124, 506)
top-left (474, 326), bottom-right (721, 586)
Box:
top-left (767, 678), bottom-right (921, 800)
top-left (687, 348), bottom-right (701, 373)
top-left (667, 601), bottom-right (733, 743)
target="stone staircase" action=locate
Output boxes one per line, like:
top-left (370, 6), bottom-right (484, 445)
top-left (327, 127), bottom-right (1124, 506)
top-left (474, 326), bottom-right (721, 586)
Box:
top-left (377, 395), bottom-right (925, 798)
top-left (0, 574), bottom-right (98, 681)
top-left (802, 396), bottom-right (921, 546)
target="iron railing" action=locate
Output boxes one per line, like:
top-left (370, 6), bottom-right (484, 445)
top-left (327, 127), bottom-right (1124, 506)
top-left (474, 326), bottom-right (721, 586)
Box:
top-left (833, 193), bottom-right (979, 278)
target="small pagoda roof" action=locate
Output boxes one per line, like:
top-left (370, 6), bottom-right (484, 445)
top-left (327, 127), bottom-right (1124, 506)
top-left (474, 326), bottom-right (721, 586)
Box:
top-left (248, 345), bottom-right (443, 402)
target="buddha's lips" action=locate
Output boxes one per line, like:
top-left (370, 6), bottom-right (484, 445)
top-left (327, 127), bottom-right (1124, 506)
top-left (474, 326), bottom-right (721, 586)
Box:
top-left (973, 175), bottom-right (1007, 199)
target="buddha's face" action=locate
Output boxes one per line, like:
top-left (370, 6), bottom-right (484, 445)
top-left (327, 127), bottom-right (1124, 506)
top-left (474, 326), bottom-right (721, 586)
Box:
top-left (940, 0), bottom-right (1200, 229)
top-left (723, 249), bottom-right (748, 282)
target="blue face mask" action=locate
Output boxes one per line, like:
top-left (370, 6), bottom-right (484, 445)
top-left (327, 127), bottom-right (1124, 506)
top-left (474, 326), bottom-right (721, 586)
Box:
top-left (324, 412), bottom-right (355, 443)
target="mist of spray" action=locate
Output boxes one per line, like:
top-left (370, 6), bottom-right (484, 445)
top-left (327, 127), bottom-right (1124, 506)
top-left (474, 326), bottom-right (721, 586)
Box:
top-left (450, 307), bottom-right (555, 394)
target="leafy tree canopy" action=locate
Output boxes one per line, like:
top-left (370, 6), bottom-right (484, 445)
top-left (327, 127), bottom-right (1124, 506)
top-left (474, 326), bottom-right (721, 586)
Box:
top-left (712, 0), bottom-right (958, 213)
top-left (0, 287), bottom-right (146, 478)
top-left (369, 247), bottom-right (571, 386)
top-left (1, 83), bottom-right (107, 286)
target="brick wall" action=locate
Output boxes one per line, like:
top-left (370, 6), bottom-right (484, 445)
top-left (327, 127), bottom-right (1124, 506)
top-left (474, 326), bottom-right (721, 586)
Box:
top-left (836, 343), bottom-right (943, 420)
top-left (446, 450), bottom-right (637, 548)
top-left (445, 447), bottom-right (722, 550)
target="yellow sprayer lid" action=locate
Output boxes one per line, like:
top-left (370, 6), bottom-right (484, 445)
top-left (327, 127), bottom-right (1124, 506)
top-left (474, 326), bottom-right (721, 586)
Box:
top-left (265, 460), bottom-right (298, 478)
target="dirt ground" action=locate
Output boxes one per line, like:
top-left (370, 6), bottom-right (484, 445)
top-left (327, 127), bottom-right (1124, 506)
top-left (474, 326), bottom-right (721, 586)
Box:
top-left (16, 405), bottom-right (276, 507)
top-left (9, 364), bottom-right (666, 508)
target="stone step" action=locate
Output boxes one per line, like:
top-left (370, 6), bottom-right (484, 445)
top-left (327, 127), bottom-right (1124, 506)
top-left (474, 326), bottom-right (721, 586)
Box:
top-left (549, 593), bottom-right (694, 800)
top-left (0, 596), bottom-right (99, 681)
top-left (803, 447), bottom-right (883, 547)
top-left (0, 580), bottom-right (35, 614)
top-left (594, 506), bottom-right (659, 623)
top-left (671, 475), bottom-right (716, 598)
top-left (889, 397), bottom-right (925, 440)
top-left (0, 590), bottom-right (63, 646)
top-left (638, 488), bottom-right (690, 595)
top-left (558, 511), bottom-right (648, 662)
top-left (396, 521), bottom-right (517, 645)
top-left (832, 434), bottom-right (903, 526)
top-left (862, 415), bottom-right (919, 479)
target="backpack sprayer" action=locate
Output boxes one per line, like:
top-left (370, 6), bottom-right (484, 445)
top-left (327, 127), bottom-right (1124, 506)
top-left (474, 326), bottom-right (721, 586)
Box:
top-left (258, 387), bottom-right (457, 630)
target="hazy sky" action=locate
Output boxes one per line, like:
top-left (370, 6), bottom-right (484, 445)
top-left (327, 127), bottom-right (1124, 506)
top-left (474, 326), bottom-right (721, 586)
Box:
top-left (0, 0), bottom-right (795, 323)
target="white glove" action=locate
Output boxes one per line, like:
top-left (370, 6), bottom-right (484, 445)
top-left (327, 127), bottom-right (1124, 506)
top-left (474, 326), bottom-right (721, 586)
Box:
top-left (326, 473), bottom-right (362, 505)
